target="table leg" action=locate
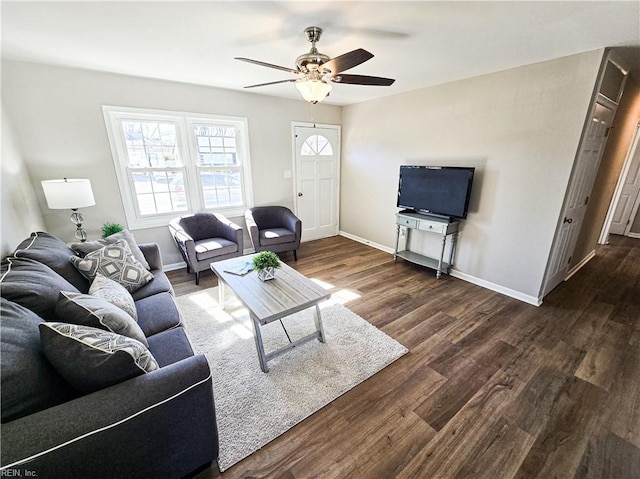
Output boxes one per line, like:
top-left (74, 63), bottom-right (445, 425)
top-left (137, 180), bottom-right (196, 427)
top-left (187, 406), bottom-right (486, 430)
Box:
top-left (218, 280), bottom-right (225, 310)
top-left (313, 304), bottom-right (326, 343)
top-left (250, 314), bottom-right (269, 373)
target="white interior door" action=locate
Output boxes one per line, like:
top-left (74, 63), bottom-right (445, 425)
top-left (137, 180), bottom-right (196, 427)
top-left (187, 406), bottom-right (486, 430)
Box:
top-left (293, 124), bottom-right (340, 242)
top-left (543, 101), bottom-right (615, 296)
top-left (610, 127), bottom-right (640, 235)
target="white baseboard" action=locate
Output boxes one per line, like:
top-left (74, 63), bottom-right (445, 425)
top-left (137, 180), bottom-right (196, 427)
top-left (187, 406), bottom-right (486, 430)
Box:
top-left (163, 261), bottom-right (186, 272)
top-left (338, 230), bottom-right (542, 306)
top-left (448, 269), bottom-right (542, 306)
top-left (338, 231), bottom-right (395, 254)
top-left (628, 232), bottom-right (640, 239)
top-left (565, 249), bottom-right (596, 281)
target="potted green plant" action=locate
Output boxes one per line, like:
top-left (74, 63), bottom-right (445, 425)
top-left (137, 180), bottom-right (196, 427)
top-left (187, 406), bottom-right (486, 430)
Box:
top-left (252, 251), bottom-right (281, 281)
top-left (101, 222), bottom-right (124, 238)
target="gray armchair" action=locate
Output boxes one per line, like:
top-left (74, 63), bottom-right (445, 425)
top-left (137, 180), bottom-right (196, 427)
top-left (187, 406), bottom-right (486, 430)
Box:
top-left (245, 206), bottom-right (302, 261)
top-left (169, 212), bottom-right (243, 284)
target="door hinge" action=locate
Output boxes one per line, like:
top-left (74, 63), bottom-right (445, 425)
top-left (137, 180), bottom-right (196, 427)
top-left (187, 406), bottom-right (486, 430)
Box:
top-left (568, 256), bottom-right (572, 264)
top-left (584, 196), bottom-right (589, 205)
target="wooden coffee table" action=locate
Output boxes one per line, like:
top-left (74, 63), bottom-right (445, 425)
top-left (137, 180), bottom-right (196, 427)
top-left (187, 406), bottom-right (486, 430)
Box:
top-left (210, 255), bottom-right (331, 372)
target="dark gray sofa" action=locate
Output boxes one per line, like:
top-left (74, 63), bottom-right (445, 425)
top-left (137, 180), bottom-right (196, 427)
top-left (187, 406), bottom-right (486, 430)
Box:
top-left (0, 232), bottom-right (218, 478)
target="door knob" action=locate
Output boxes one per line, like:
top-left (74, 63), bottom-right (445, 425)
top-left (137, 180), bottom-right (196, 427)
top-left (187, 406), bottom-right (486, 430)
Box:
top-left (564, 217), bottom-right (573, 224)
top-left (298, 192), bottom-right (303, 197)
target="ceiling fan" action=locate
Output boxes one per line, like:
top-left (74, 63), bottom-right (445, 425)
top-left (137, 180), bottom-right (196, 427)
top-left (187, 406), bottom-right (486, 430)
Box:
top-left (235, 26), bottom-right (395, 103)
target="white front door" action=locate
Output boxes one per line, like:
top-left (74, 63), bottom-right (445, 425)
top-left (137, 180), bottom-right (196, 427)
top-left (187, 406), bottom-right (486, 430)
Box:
top-left (543, 101), bottom-right (615, 296)
top-left (610, 126), bottom-right (640, 235)
top-left (293, 124), bottom-right (340, 242)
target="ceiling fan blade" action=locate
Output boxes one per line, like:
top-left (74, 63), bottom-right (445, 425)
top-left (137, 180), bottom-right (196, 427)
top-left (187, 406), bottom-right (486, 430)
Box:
top-left (235, 57), bottom-right (299, 74)
top-left (244, 79), bottom-right (298, 89)
top-left (333, 74), bottom-right (395, 86)
top-left (322, 49), bottom-right (374, 74)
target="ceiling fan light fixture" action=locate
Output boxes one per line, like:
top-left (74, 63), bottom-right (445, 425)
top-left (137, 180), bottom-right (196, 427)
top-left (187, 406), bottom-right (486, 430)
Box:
top-left (296, 79), bottom-right (332, 104)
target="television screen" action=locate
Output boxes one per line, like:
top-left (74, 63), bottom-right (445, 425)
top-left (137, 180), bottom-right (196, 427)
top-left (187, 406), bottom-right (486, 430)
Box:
top-left (397, 166), bottom-right (475, 219)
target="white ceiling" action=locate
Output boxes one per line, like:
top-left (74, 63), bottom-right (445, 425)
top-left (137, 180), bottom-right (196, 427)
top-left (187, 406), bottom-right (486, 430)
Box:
top-left (2, 1), bottom-right (639, 106)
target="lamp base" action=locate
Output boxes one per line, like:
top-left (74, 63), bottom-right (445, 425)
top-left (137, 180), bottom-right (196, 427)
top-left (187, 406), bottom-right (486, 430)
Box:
top-left (71, 209), bottom-right (88, 242)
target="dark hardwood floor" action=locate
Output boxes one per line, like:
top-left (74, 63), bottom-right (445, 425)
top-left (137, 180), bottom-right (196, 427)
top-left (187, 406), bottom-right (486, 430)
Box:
top-left (170, 234), bottom-right (640, 479)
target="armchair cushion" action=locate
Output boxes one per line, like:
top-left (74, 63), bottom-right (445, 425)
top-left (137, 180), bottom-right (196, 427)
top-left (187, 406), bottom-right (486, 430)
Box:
top-left (195, 237), bottom-right (238, 260)
top-left (259, 228), bottom-right (296, 246)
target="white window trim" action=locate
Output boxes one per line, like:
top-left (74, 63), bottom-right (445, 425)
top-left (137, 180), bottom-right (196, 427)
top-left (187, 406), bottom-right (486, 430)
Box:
top-left (102, 106), bottom-right (253, 230)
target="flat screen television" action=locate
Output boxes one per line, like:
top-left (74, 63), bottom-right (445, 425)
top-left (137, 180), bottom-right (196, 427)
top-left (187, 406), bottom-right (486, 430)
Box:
top-left (397, 166), bottom-right (475, 219)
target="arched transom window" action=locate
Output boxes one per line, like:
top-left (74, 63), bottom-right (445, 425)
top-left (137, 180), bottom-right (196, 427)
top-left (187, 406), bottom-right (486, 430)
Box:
top-left (301, 134), bottom-right (333, 156)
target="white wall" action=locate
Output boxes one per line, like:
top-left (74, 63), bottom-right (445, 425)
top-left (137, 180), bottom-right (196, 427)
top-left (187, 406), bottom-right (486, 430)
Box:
top-left (1, 104), bottom-right (45, 255)
top-left (341, 50), bottom-right (604, 301)
top-left (1, 60), bottom-right (341, 265)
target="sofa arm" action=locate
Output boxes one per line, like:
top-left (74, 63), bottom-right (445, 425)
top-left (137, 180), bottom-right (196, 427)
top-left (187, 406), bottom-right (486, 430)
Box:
top-left (138, 243), bottom-right (163, 270)
top-left (1, 355), bottom-right (218, 478)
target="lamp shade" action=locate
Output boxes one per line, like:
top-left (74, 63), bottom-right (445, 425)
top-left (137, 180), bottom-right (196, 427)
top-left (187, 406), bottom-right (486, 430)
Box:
top-left (41, 178), bottom-right (95, 209)
top-left (296, 80), bottom-right (332, 103)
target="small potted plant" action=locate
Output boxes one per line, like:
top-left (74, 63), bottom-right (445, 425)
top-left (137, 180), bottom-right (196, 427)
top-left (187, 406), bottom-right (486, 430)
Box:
top-left (101, 222), bottom-right (124, 238)
top-left (252, 251), bottom-right (281, 281)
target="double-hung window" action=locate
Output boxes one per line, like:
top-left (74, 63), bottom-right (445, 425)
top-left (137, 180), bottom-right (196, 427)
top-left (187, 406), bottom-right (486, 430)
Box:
top-left (103, 106), bottom-right (253, 229)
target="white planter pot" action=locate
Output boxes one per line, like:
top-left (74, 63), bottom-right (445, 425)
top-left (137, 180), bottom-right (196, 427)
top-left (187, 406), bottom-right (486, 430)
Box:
top-left (257, 267), bottom-right (276, 281)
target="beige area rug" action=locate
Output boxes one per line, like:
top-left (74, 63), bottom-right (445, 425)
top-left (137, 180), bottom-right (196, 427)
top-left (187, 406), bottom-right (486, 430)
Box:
top-left (175, 286), bottom-right (408, 472)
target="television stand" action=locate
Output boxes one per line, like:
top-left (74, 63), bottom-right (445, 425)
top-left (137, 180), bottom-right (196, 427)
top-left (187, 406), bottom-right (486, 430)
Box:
top-left (394, 211), bottom-right (459, 278)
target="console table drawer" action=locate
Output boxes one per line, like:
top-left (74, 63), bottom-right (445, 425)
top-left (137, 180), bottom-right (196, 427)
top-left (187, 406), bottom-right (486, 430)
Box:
top-left (418, 221), bottom-right (447, 234)
top-left (396, 216), bottom-right (419, 228)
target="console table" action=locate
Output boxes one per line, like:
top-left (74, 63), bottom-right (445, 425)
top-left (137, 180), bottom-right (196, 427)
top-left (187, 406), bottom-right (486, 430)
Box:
top-left (393, 211), bottom-right (459, 278)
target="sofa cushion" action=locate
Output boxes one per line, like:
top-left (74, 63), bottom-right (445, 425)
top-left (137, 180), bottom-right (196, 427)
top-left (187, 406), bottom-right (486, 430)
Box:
top-left (55, 292), bottom-right (147, 346)
top-left (13, 232), bottom-right (90, 292)
top-left (194, 238), bottom-right (238, 261)
top-left (70, 229), bottom-right (151, 270)
top-left (0, 256), bottom-right (81, 321)
top-left (135, 292), bottom-right (182, 337)
top-left (89, 274), bottom-right (138, 321)
top-left (39, 322), bottom-right (159, 394)
top-left (131, 269), bottom-right (174, 301)
top-left (259, 228), bottom-right (296, 246)
top-left (70, 240), bottom-right (153, 293)
top-left (1, 298), bottom-right (76, 423)
top-left (147, 327), bottom-right (194, 367)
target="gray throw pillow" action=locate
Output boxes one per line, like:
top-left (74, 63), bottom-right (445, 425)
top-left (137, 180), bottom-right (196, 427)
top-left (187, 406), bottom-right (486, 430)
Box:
top-left (55, 291), bottom-right (147, 345)
top-left (39, 322), bottom-right (158, 394)
top-left (0, 256), bottom-right (81, 321)
top-left (70, 240), bottom-right (153, 293)
top-left (13, 232), bottom-right (90, 292)
top-left (89, 273), bottom-right (138, 321)
top-left (70, 230), bottom-right (151, 270)
top-left (1, 298), bottom-right (76, 422)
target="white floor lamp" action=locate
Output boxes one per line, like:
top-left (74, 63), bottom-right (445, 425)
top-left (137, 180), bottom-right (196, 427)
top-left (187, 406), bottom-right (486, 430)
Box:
top-left (41, 178), bottom-right (95, 242)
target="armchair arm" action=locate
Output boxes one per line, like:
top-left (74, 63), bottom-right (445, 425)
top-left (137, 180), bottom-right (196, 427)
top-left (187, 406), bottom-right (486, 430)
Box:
top-left (244, 211), bottom-right (260, 250)
top-left (138, 243), bottom-right (162, 270)
top-left (1, 355), bottom-right (217, 478)
top-left (214, 214), bottom-right (244, 253)
top-left (169, 224), bottom-right (197, 268)
top-left (283, 211), bottom-right (302, 247)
